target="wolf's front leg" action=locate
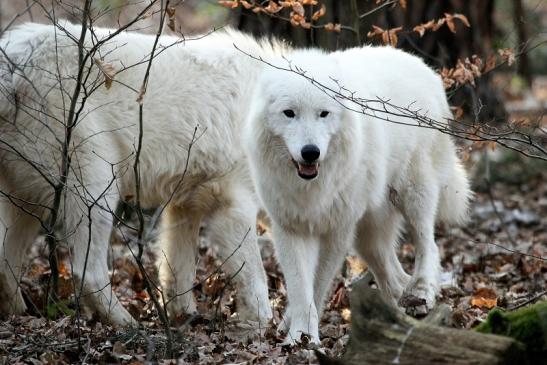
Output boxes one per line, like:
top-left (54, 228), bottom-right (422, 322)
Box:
top-left (207, 186), bottom-right (272, 323)
top-left (273, 224), bottom-right (320, 344)
top-left (313, 228), bottom-right (353, 316)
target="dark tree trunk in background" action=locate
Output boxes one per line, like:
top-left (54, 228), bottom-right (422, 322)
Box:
top-left (235, 0), bottom-right (507, 123)
top-left (513, 0), bottom-right (532, 87)
top-left (392, 0), bottom-right (506, 123)
top-left (235, 1), bottom-right (362, 50)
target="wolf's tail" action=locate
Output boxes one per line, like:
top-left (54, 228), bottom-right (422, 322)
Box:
top-left (437, 159), bottom-right (472, 225)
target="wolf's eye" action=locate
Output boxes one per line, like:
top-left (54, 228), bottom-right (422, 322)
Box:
top-left (283, 109), bottom-right (296, 118)
top-left (320, 111), bottom-right (330, 118)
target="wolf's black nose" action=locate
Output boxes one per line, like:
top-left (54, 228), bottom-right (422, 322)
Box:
top-left (301, 144), bottom-right (320, 162)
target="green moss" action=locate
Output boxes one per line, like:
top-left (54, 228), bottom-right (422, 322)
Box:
top-left (475, 301), bottom-right (547, 359)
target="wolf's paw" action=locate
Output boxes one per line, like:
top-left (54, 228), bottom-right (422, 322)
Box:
top-left (277, 313), bottom-right (292, 334)
top-left (399, 280), bottom-right (437, 317)
top-left (279, 309), bottom-right (320, 346)
top-left (235, 296), bottom-right (273, 324)
top-left (104, 307), bottom-right (138, 328)
top-left (282, 326), bottom-right (320, 346)
top-left (165, 293), bottom-right (198, 322)
top-left (0, 294), bottom-right (27, 317)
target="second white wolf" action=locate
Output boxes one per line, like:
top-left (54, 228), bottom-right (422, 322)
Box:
top-left (0, 23), bottom-right (282, 326)
top-left (245, 47), bottom-right (471, 343)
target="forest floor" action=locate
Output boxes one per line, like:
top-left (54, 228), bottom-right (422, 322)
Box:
top-left (0, 150), bottom-right (545, 365)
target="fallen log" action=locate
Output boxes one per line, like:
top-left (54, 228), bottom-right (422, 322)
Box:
top-left (318, 273), bottom-right (528, 365)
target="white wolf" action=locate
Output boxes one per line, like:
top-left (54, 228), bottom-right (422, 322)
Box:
top-left (0, 22), bottom-right (282, 325)
top-left (245, 47), bottom-right (471, 343)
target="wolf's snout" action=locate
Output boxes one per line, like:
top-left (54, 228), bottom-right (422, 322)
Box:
top-left (301, 144), bottom-right (320, 162)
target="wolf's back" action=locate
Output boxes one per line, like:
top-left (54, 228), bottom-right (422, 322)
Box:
top-left (0, 23), bottom-right (77, 122)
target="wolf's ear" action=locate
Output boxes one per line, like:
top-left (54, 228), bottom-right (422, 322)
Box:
top-left (339, 101), bottom-right (364, 130)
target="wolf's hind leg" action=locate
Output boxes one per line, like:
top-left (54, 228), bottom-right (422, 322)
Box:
top-left (158, 205), bottom-right (200, 320)
top-left (354, 207), bottom-right (410, 307)
top-left (206, 185), bottom-right (272, 324)
top-left (0, 198), bottom-right (42, 316)
top-left (397, 155), bottom-right (441, 315)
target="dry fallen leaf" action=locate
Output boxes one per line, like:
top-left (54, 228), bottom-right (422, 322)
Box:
top-left (203, 273), bottom-right (224, 297)
top-left (341, 308), bottom-right (351, 322)
top-left (451, 106), bottom-right (464, 120)
top-left (470, 288), bottom-right (498, 309)
top-left (346, 255), bottom-right (366, 278)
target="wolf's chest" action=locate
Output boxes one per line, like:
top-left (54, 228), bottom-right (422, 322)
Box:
top-left (268, 181), bottom-right (366, 236)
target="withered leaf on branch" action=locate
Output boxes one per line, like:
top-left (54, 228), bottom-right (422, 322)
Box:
top-left (291, 2), bottom-right (305, 16)
top-left (218, 0), bottom-right (239, 9)
top-left (240, 0), bottom-right (253, 9)
top-left (413, 20), bottom-right (436, 37)
top-left (445, 13), bottom-right (471, 33)
top-left (452, 59), bottom-right (477, 86)
top-left (136, 85), bottom-right (146, 105)
top-left (367, 25), bottom-right (402, 47)
top-left (414, 13), bottom-right (470, 37)
top-left (94, 58), bottom-right (116, 89)
top-left (498, 48), bottom-right (516, 66)
top-left (440, 55), bottom-right (486, 89)
top-left (290, 12), bottom-right (305, 27)
top-left (367, 24), bottom-right (385, 38)
top-left (324, 22), bottom-right (341, 32)
top-left (484, 54), bottom-right (497, 73)
top-left (264, 1), bottom-right (282, 14)
top-left (312, 4), bottom-right (326, 21)
top-left (166, 6), bottom-right (176, 32)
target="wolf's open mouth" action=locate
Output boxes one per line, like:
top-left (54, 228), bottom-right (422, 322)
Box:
top-left (291, 159), bottom-right (319, 180)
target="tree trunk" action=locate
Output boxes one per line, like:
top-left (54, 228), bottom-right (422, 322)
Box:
top-left (317, 273), bottom-right (529, 365)
top-left (512, 0), bottom-right (532, 86)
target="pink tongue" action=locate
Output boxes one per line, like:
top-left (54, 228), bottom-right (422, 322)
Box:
top-left (299, 164), bottom-right (317, 175)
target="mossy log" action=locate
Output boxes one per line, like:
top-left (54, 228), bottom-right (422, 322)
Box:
top-left (475, 300), bottom-right (547, 363)
top-left (318, 273), bottom-right (529, 365)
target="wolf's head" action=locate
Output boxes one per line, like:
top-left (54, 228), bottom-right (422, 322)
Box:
top-left (247, 51), bottom-right (354, 181)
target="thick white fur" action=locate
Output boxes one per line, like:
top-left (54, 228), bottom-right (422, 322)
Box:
top-left (0, 23), bottom-right (283, 325)
top-left (245, 47), bottom-right (471, 343)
